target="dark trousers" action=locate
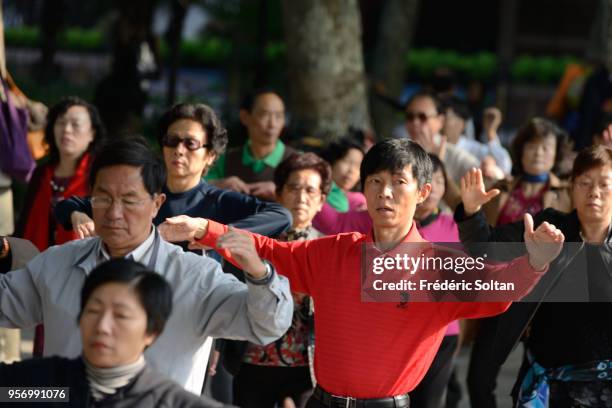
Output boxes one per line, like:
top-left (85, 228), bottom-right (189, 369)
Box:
top-left (467, 316), bottom-right (502, 408)
top-left (410, 335), bottom-right (459, 408)
top-left (234, 363), bottom-right (312, 408)
top-left (209, 359), bottom-right (234, 404)
top-left (445, 368), bottom-right (462, 408)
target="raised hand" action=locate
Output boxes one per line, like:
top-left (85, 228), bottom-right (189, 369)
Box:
top-left (524, 213), bottom-right (564, 271)
top-left (460, 168), bottom-right (501, 216)
top-left (601, 124), bottom-right (612, 147)
top-left (412, 126), bottom-right (447, 159)
top-left (158, 215), bottom-right (208, 242)
top-left (71, 211), bottom-right (96, 239)
top-left (217, 227), bottom-right (268, 279)
top-left (482, 107), bottom-right (502, 141)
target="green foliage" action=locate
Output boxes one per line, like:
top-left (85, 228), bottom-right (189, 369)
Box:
top-left (160, 37), bottom-right (233, 66)
top-left (5, 25), bottom-right (582, 84)
top-left (58, 28), bottom-right (105, 52)
top-left (4, 26), bottom-right (40, 48)
top-left (406, 48), bottom-right (579, 84)
top-left (510, 54), bottom-right (579, 83)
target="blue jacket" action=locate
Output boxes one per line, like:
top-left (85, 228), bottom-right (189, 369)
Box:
top-left (54, 180), bottom-right (291, 238)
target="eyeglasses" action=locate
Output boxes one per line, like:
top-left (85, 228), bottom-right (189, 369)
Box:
top-left (91, 195), bottom-right (155, 210)
top-left (405, 111), bottom-right (437, 123)
top-left (285, 183), bottom-right (321, 199)
top-left (574, 179), bottom-right (612, 193)
top-left (162, 135), bottom-right (212, 151)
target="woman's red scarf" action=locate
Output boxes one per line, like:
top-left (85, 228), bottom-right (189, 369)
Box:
top-left (23, 154), bottom-right (91, 251)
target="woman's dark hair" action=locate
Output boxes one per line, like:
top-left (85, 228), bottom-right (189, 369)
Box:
top-left (510, 118), bottom-right (568, 176)
top-left (440, 96), bottom-right (471, 121)
top-left (239, 87), bottom-right (284, 113)
top-left (157, 103), bottom-right (228, 159)
top-left (321, 136), bottom-right (365, 166)
top-left (360, 139), bottom-right (432, 190)
top-left (274, 152), bottom-right (332, 196)
top-left (44, 96), bottom-right (106, 165)
top-left (89, 136), bottom-right (166, 195)
top-left (79, 259), bottom-right (173, 337)
top-left (428, 153), bottom-right (448, 192)
top-left (571, 145), bottom-right (612, 181)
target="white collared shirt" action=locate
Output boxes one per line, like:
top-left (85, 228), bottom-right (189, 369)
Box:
top-left (98, 226), bottom-right (156, 265)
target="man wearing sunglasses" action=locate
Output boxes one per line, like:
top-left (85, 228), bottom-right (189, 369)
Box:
top-left (404, 91), bottom-right (479, 185)
top-left (206, 88), bottom-right (296, 201)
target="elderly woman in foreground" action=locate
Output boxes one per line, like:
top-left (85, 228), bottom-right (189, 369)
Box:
top-left (0, 258), bottom-right (231, 407)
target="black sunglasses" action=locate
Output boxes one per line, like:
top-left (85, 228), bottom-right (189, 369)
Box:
top-left (162, 135), bottom-right (212, 151)
top-left (405, 111), bottom-right (437, 122)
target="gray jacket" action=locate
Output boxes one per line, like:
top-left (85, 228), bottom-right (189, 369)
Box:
top-left (1, 231), bottom-right (293, 394)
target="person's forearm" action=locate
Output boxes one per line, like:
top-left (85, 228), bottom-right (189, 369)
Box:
top-left (197, 220), bottom-right (315, 294)
top-left (229, 202), bottom-right (292, 237)
top-left (54, 196), bottom-right (92, 230)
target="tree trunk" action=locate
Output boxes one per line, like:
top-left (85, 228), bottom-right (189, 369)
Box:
top-left (94, 0), bottom-right (158, 136)
top-left (282, 0), bottom-right (370, 143)
top-left (495, 0), bottom-right (518, 114)
top-left (254, 0), bottom-right (269, 87)
top-left (369, 0), bottom-right (420, 140)
top-left (603, 0), bottom-right (612, 71)
top-left (166, 0), bottom-right (189, 107)
top-left (37, 0), bottom-right (65, 80)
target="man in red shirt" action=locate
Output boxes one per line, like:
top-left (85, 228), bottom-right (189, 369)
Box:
top-left (160, 139), bottom-right (564, 408)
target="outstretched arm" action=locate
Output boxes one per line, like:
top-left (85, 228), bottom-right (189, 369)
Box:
top-left (209, 187), bottom-right (291, 236)
top-left (159, 216), bottom-right (336, 294)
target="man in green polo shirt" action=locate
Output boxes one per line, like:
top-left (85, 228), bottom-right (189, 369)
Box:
top-left (207, 89), bottom-right (296, 201)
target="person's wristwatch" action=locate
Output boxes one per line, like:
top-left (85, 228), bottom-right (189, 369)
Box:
top-left (244, 261), bottom-right (275, 285)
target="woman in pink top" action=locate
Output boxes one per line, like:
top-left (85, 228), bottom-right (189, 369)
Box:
top-left (410, 154), bottom-right (461, 408)
top-left (313, 137), bottom-right (367, 233)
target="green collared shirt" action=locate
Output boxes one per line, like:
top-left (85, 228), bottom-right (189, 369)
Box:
top-left (206, 140), bottom-right (286, 180)
top-left (326, 182), bottom-right (349, 213)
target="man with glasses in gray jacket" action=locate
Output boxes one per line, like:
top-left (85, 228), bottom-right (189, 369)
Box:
top-left (0, 137), bottom-right (293, 395)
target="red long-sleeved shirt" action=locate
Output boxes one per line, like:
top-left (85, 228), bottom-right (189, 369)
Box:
top-left (200, 220), bottom-right (545, 398)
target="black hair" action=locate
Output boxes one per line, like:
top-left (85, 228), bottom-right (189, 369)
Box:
top-left (44, 96), bottom-right (107, 165)
top-left (79, 258), bottom-right (173, 337)
top-left (428, 153), bottom-right (448, 192)
top-left (89, 136), bottom-right (166, 195)
top-left (404, 91), bottom-right (444, 115)
top-left (360, 138), bottom-right (433, 190)
top-left (321, 136), bottom-right (365, 166)
top-left (157, 103), bottom-right (228, 159)
top-left (239, 87), bottom-right (284, 112)
top-left (440, 96), bottom-right (471, 121)
top-left (274, 152), bottom-right (332, 196)
top-left (572, 144), bottom-right (612, 181)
